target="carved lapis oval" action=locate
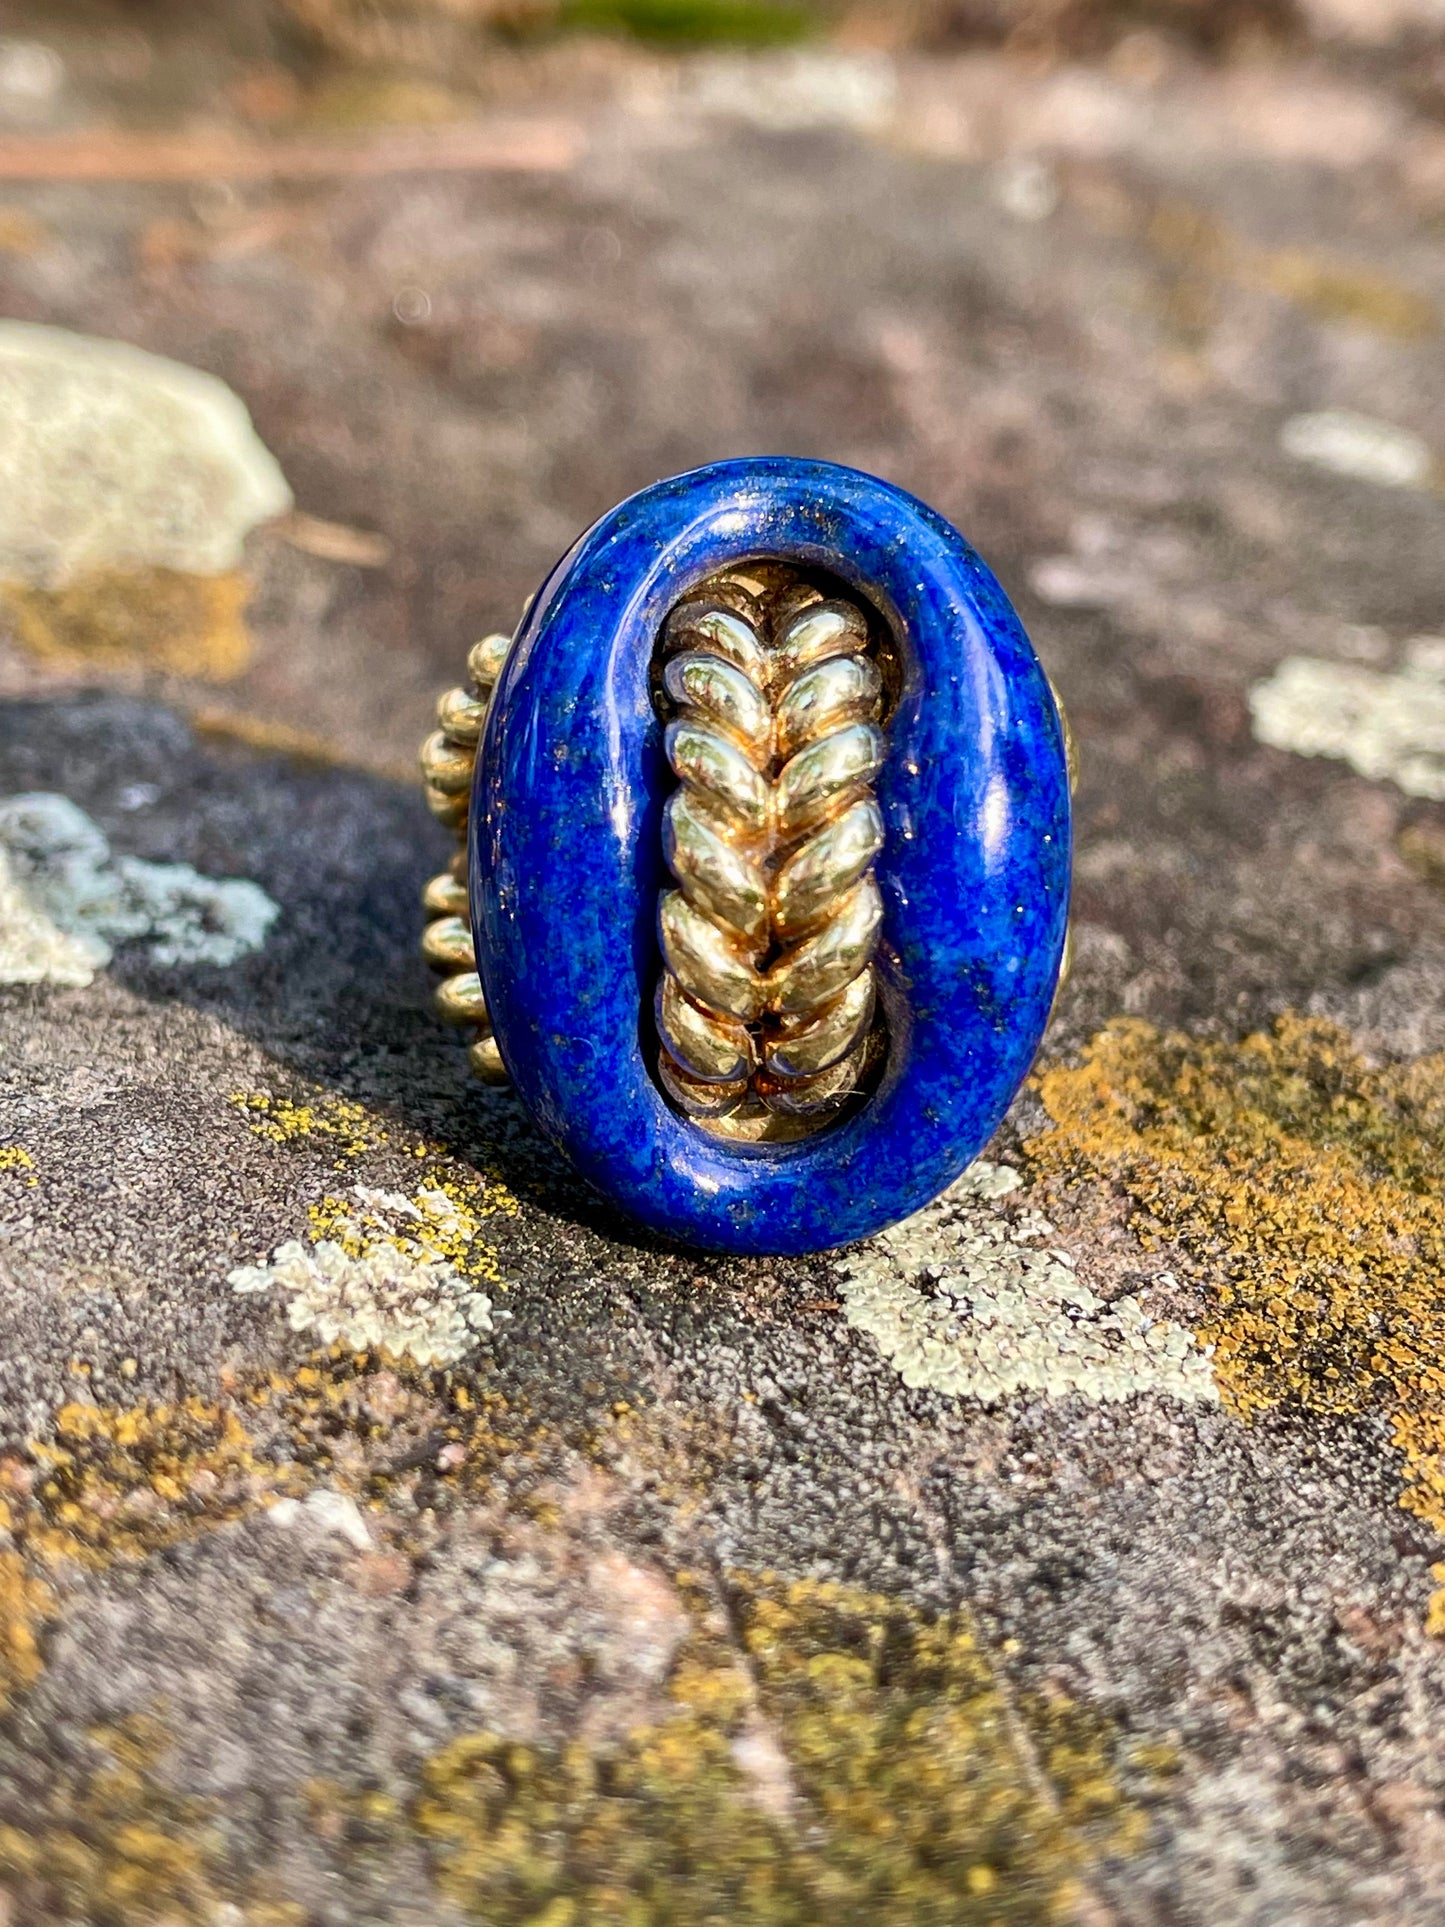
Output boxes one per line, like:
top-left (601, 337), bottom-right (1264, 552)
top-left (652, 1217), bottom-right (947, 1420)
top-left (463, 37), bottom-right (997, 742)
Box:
top-left (471, 458), bottom-right (1071, 1256)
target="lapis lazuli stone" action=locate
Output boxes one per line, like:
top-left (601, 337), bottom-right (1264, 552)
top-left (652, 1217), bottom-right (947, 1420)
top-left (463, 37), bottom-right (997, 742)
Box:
top-left (471, 458), bottom-right (1071, 1255)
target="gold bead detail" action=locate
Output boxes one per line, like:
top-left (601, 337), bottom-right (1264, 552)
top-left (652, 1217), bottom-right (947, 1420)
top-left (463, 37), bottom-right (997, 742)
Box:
top-left (423, 871), bottom-right (470, 918)
top-left (421, 916), bottom-right (475, 973)
top-left (467, 1034), bottom-right (509, 1085)
top-left (420, 628), bottom-right (513, 1091)
top-left (420, 730), bottom-right (475, 795)
top-left (425, 783), bottom-right (469, 829)
top-left (468, 632), bottom-right (511, 694)
top-left (437, 685), bottom-right (486, 746)
top-left (435, 971), bottom-right (488, 1026)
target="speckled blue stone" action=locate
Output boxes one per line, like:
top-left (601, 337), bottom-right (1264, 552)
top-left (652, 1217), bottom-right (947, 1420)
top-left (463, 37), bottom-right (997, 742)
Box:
top-left (470, 458), bottom-right (1070, 1255)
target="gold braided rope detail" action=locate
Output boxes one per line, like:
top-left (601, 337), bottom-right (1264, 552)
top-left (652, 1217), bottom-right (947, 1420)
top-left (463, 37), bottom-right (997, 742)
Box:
top-left (654, 569), bottom-right (890, 1143)
top-left (424, 592), bottom-right (1077, 1102)
top-left (419, 631), bottom-right (511, 1086)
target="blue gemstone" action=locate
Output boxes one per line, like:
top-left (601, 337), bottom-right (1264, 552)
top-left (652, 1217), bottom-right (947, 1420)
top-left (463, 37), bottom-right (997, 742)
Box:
top-left (471, 457), bottom-right (1071, 1255)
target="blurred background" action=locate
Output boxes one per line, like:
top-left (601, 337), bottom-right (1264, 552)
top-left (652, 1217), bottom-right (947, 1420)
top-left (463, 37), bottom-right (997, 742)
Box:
top-left (0, 0), bottom-right (1442, 1034)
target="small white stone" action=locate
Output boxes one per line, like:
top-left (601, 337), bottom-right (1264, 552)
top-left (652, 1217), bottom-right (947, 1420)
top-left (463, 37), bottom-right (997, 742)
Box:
top-left (1028, 556), bottom-right (1135, 609)
top-left (0, 39), bottom-right (62, 105)
top-left (994, 155), bottom-right (1059, 223)
top-left (1280, 409), bottom-right (1432, 490)
top-left (302, 1489), bottom-right (372, 1552)
top-left (0, 321), bottom-right (292, 587)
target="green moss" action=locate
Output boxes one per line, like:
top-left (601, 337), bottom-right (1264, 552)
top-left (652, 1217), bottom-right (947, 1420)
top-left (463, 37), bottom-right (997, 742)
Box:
top-left (414, 1575), bottom-right (1145, 1923)
top-left (558, 0), bottom-right (817, 45)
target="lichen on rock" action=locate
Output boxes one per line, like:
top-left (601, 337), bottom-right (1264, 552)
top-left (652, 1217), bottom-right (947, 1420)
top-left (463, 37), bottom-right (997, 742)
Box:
top-left (230, 1183), bottom-right (508, 1368)
top-left (412, 1574), bottom-right (1145, 1924)
top-left (1, 565), bottom-right (255, 681)
top-left (1028, 1014), bottom-right (1445, 1628)
top-left (0, 790), bottom-right (278, 984)
top-left (0, 1714), bottom-right (237, 1926)
top-left (836, 1161), bottom-right (1216, 1405)
top-left (1249, 638), bottom-right (1445, 799)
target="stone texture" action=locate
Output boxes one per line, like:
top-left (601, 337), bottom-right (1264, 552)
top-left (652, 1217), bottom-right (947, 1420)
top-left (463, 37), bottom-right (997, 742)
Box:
top-left (1, 6), bottom-right (1445, 1922)
top-left (0, 322), bottom-right (292, 586)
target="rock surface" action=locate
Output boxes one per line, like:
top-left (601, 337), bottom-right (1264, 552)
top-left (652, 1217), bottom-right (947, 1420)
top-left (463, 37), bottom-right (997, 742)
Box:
top-left (1, 8), bottom-right (1445, 1923)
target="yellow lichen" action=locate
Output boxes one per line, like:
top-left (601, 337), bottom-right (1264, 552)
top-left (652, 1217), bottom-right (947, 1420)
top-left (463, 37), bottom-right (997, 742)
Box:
top-left (0, 1546), bottom-right (53, 1712)
top-left (414, 1576), bottom-right (1144, 1923)
top-left (230, 1089), bottom-right (392, 1162)
top-left (1143, 197), bottom-right (1440, 346)
top-left (0, 1394), bottom-right (307, 1736)
top-left (233, 1177), bottom-right (514, 1364)
top-left (25, 1397), bottom-right (294, 1567)
top-left (308, 1173), bottom-right (514, 1282)
top-left (187, 702), bottom-right (416, 782)
top-left (249, 1358), bottom-right (531, 1502)
top-left (230, 1089), bottom-right (521, 1218)
top-left (0, 1360), bottom-right (538, 1915)
top-left (0, 1144), bottom-right (37, 1187)
top-left (0, 567), bottom-right (253, 680)
top-left (1028, 1015), bottom-right (1445, 1625)
top-left (0, 1712), bottom-right (304, 1927)
top-left (0, 208), bottom-right (46, 256)
top-left (230, 1085), bottom-right (519, 1361)
top-left (0, 1715), bottom-right (225, 1925)
top-left (1250, 247), bottom-right (1440, 341)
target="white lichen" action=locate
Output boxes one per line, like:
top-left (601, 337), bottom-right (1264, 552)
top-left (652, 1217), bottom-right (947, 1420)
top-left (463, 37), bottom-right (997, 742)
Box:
top-left (229, 1185), bottom-right (502, 1369)
top-left (0, 791), bottom-right (278, 985)
top-left (0, 320), bottom-right (292, 586)
top-left (0, 844), bottom-right (103, 986)
top-left (1248, 638), bottom-right (1445, 799)
top-left (837, 1162), bottom-right (1217, 1405)
top-left (1279, 408), bottom-right (1432, 489)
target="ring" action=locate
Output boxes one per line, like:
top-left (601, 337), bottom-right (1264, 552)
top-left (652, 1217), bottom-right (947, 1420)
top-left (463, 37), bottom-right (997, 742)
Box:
top-left (420, 458), bottom-right (1073, 1256)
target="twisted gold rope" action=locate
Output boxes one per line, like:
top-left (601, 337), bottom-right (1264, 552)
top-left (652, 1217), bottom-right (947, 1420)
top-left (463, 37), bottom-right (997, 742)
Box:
top-left (654, 572), bottom-right (889, 1142)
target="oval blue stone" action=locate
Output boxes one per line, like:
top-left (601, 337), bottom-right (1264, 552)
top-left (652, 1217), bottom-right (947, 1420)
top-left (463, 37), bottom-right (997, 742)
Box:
top-left (471, 457), bottom-right (1071, 1255)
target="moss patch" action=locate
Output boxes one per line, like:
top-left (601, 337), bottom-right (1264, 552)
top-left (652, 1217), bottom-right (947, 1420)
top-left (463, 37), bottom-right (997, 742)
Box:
top-left (1027, 1015), bottom-right (1445, 1626)
top-left (415, 1575), bottom-right (1145, 1923)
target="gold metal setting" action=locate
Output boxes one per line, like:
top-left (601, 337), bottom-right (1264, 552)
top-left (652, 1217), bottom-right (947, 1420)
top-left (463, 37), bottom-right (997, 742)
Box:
top-left (653, 566), bottom-right (892, 1143)
top-left (419, 630), bottom-right (511, 1088)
